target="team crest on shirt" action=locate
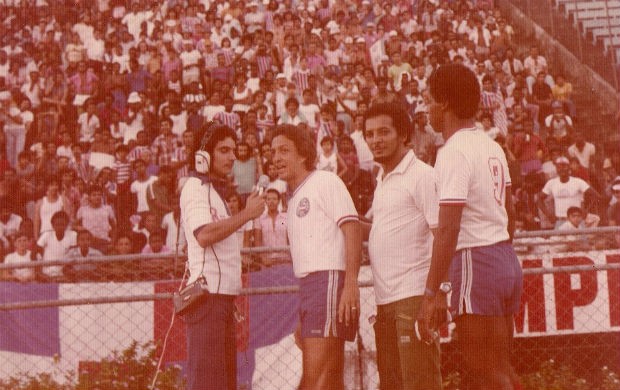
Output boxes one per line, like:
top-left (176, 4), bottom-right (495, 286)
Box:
top-left (296, 198), bottom-right (310, 217)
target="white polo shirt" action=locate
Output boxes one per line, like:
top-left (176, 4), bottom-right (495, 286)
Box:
top-left (287, 170), bottom-right (359, 278)
top-left (180, 177), bottom-right (241, 295)
top-left (542, 176), bottom-right (590, 218)
top-left (435, 128), bottom-right (511, 251)
top-left (368, 151), bottom-right (439, 304)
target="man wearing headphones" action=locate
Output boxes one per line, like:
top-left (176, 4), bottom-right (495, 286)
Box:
top-left (179, 124), bottom-right (265, 390)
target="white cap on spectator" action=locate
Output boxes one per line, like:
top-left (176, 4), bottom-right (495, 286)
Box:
top-left (307, 4), bottom-right (316, 12)
top-left (362, 0), bottom-right (371, 4)
top-left (356, 37), bottom-right (366, 43)
top-left (603, 158), bottom-right (613, 169)
top-left (388, 30), bottom-right (398, 37)
top-left (554, 156), bottom-right (570, 165)
top-left (276, 73), bottom-right (286, 79)
top-left (165, 19), bottom-right (177, 27)
top-left (162, 33), bottom-right (173, 42)
top-left (224, 14), bottom-right (233, 22)
top-left (330, 26), bottom-right (340, 34)
top-left (344, 36), bottom-right (353, 44)
top-left (127, 92), bottom-right (142, 104)
top-left (311, 28), bottom-right (322, 35)
top-left (297, 3), bottom-right (305, 10)
top-left (0, 91), bottom-right (10, 100)
top-left (263, 0), bottom-right (270, 4)
top-left (381, 54), bottom-right (390, 61)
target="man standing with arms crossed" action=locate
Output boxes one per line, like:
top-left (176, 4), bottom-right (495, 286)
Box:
top-left (418, 64), bottom-right (523, 390)
top-left (271, 124), bottom-right (362, 390)
top-left (362, 103), bottom-right (443, 390)
top-left (180, 124), bottom-right (265, 390)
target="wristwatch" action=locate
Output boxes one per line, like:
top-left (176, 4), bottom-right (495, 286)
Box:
top-left (439, 282), bottom-right (452, 294)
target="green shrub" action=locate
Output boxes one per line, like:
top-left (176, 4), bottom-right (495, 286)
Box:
top-left (0, 341), bottom-right (184, 390)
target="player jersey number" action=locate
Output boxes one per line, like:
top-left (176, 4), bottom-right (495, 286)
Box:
top-left (488, 157), bottom-right (505, 205)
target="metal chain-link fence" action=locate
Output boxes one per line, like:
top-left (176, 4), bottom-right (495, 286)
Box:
top-left (0, 235), bottom-right (619, 389)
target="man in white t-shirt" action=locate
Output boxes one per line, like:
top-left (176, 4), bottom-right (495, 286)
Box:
top-left (3, 232), bottom-right (35, 282)
top-left (538, 156), bottom-right (600, 228)
top-left (33, 211), bottom-right (77, 279)
top-left (362, 103), bottom-right (442, 390)
top-left (567, 132), bottom-right (596, 169)
top-left (180, 124), bottom-right (265, 390)
top-left (271, 124), bottom-right (361, 390)
top-left (130, 159), bottom-right (158, 214)
top-left (419, 64), bottom-right (523, 390)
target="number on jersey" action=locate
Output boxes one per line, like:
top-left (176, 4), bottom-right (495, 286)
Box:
top-left (488, 157), bottom-right (505, 205)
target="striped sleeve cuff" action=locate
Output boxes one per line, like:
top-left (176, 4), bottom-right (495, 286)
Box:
top-left (337, 215), bottom-right (360, 227)
top-left (439, 198), bottom-right (467, 205)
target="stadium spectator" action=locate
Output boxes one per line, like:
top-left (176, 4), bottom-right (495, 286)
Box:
top-left (544, 100), bottom-right (573, 147)
top-left (253, 188), bottom-right (290, 267)
top-left (33, 179), bottom-right (72, 239)
top-left (556, 206), bottom-right (601, 252)
top-left (75, 185), bottom-right (116, 253)
top-left (538, 156), bottom-right (601, 228)
top-left (33, 210), bottom-right (75, 280)
top-left (0, 203), bottom-right (22, 256)
top-left (145, 165), bottom-right (175, 222)
top-left (567, 131), bottom-right (596, 170)
top-left (130, 158), bottom-right (157, 215)
top-left (2, 230), bottom-right (35, 282)
top-left (0, 0), bottom-right (615, 281)
top-left (65, 230), bottom-right (103, 280)
top-left (511, 119), bottom-right (547, 176)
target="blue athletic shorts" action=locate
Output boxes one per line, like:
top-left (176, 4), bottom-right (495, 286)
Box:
top-left (449, 241), bottom-right (523, 318)
top-left (299, 270), bottom-right (357, 341)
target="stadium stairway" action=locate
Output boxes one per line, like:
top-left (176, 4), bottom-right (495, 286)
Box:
top-left (498, 0), bottom-right (619, 147)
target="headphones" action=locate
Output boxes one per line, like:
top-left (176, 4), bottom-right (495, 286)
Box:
top-left (194, 121), bottom-right (219, 174)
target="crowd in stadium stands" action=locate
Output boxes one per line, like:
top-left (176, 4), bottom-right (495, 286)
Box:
top-left (0, 0), bottom-right (619, 282)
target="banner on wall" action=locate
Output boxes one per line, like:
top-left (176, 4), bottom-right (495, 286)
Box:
top-left (1, 251), bottom-right (619, 386)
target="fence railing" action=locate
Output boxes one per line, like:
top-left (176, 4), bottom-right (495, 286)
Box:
top-left (1, 229), bottom-right (619, 390)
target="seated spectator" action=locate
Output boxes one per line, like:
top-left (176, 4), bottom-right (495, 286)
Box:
top-left (317, 136), bottom-right (347, 177)
top-left (141, 229), bottom-right (171, 255)
top-left (569, 156), bottom-right (590, 183)
top-left (551, 74), bottom-right (576, 118)
top-left (277, 97), bottom-right (307, 126)
top-left (132, 211), bottom-right (160, 252)
top-left (556, 206), bottom-right (600, 252)
top-left (0, 203), bottom-right (23, 256)
top-left (511, 120), bottom-right (546, 176)
top-left (33, 178), bottom-right (73, 240)
top-left (538, 156), bottom-right (601, 228)
top-left (608, 179), bottom-right (620, 228)
top-left (567, 131), bottom-right (596, 170)
top-left (544, 100), bottom-right (573, 147)
top-left (65, 230), bottom-right (103, 280)
top-left (146, 165), bottom-right (176, 222)
top-left (2, 230), bottom-right (35, 282)
top-left (130, 159), bottom-right (157, 215)
top-left (33, 211), bottom-right (76, 280)
top-left (479, 112), bottom-right (501, 140)
top-left (75, 185), bottom-right (116, 253)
